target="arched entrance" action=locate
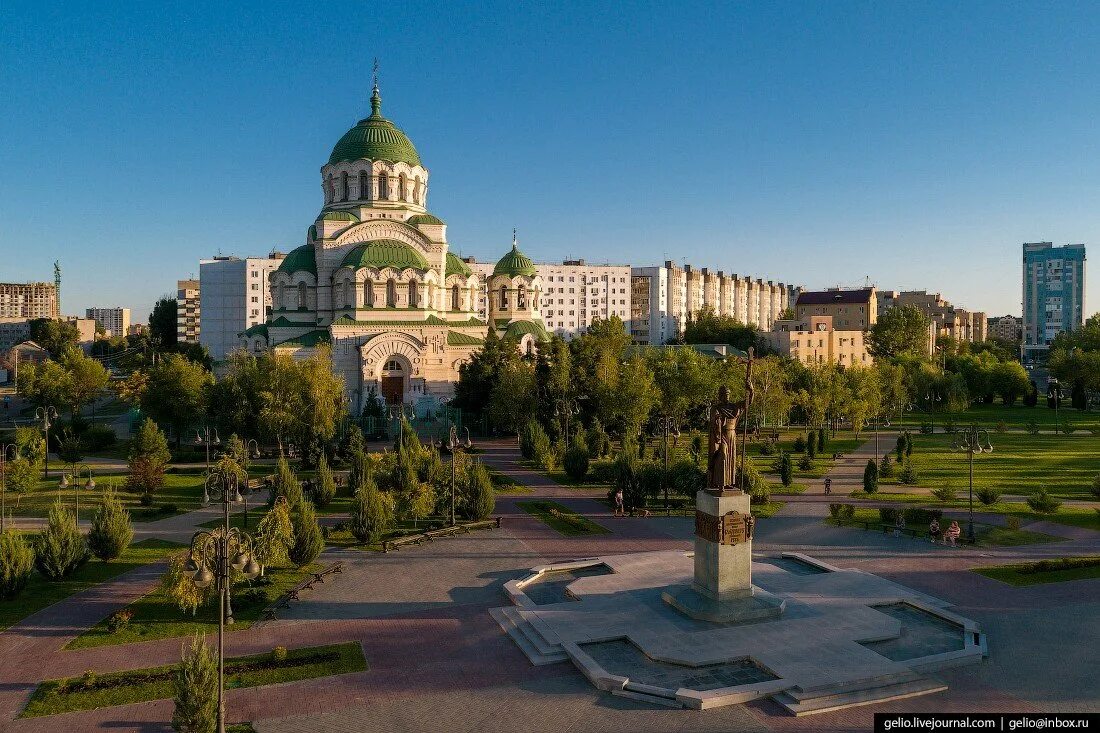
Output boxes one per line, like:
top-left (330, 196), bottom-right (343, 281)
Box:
top-left (380, 357), bottom-right (406, 405)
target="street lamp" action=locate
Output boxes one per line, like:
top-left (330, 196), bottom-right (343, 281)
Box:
top-left (445, 425), bottom-right (473, 526)
top-left (951, 424), bottom-right (992, 544)
top-left (195, 426), bottom-right (221, 472)
top-left (554, 398), bottom-right (580, 445)
top-left (0, 444), bottom-right (16, 532)
top-left (59, 463), bottom-right (95, 519)
top-left (35, 406), bottom-right (58, 478)
top-left (870, 414), bottom-right (891, 459)
top-left (1047, 379), bottom-right (1064, 430)
top-left (924, 390), bottom-right (943, 435)
top-left (654, 415), bottom-right (679, 515)
top-left (245, 439), bottom-right (261, 460)
top-left (189, 468), bottom-right (258, 733)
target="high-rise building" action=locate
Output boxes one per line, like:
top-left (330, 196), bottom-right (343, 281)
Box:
top-left (988, 315), bottom-right (1022, 343)
top-left (0, 282), bottom-right (59, 319)
top-left (629, 261), bottom-right (799, 345)
top-left (85, 307), bottom-right (131, 337)
top-left (1022, 242), bottom-right (1086, 361)
top-left (177, 279), bottom-right (200, 344)
top-left (199, 256), bottom-right (283, 361)
top-left (470, 258), bottom-right (631, 340)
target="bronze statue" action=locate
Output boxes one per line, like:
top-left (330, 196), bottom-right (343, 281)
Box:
top-left (705, 349), bottom-right (755, 492)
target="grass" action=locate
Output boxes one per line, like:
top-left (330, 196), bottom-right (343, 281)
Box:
top-left (22, 642), bottom-right (366, 718)
top-left (488, 468), bottom-right (533, 494)
top-left (0, 538), bottom-right (182, 633)
top-left (747, 430), bottom-right (863, 487)
top-left (973, 556), bottom-right (1100, 586)
top-left (894, 402), bottom-right (1100, 433)
top-left (827, 507), bottom-right (1061, 546)
top-left (66, 562), bottom-right (322, 649)
top-left (518, 500), bottom-right (610, 536)
top-left (324, 518), bottom-right (452, 552)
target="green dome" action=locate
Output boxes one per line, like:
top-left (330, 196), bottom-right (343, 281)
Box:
top-left (407, 213), bottom-right (444, 226)
top-left (276, 245), bottom-right (317, 275)
top-left (340, 239), bottom-right (429, 271)
top-left (504, 319), bottom-right (551, 342)
top-left (493, 242), bottom-right (537, 277)
top-left (328, 88), bottom-right (421, 167)
top-left (446, 251), bottom-right (472, 277)
top-left (320, 210), bottom-right (360, 222)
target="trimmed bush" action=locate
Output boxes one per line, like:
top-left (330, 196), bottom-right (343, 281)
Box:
top-left (862, 459), bottom-right (879, 494)
top-left (878, 506), bottom-right (899, 524)
top-left (466, 461), bottom-right (496, 520)
top-left (350, 480), bottom-right (393, 544)
top-left (1026, 489), bottom-right (1062, 515)
top-left (88, 488), bottom-right (134, 562)
top-left (0, 528), bottom-right (35, 600)
top-left (931, 485), bottom-right (957, 502)
top-left (563, 436), bottom-right (590, 481)
top-left (288, 501), bottom-right (324, 567)
top-left (82, 425), bottom-right (117, 451)
top-left (35, 502), bottom-right (89, 579)
top-left (879, 453), bottom-right (894, 478)
top-left (976, 487), bottom-right (1002, 505)
top-left (778, 453), bottom-right (793, 487)
top-left (792, 436), bottom-right (806, 453)
top-left (172, 634), bottom-right (218, 733)
top-left (1024, 420), bottom-right (1040, 436)
top-left (898, 459), bottom-right (917, 485)
top-left (902, 507), bottom-right (943, 525)
top-left (806, 432), bottom-right (817, 459)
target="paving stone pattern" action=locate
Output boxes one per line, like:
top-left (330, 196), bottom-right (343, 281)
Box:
top-left (582, 639), bottom-right (777, 691)
top-left (523, 565), bottom-right (614, 605)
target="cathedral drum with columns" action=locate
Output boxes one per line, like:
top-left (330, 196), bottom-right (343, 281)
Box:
top-left (241, 82), bottom-right (550, 413)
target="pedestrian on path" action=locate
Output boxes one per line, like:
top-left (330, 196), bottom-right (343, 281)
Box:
top-left (614, 488), bottom-right (625, 517)
top-left (929, 518), bottom-right (941, 544)
top-left (945, 520), bottom-right (961, 547)
top-left (824, 477), bottom-right (832, 495)
top-left (893, 513), bottom-right (906, 538)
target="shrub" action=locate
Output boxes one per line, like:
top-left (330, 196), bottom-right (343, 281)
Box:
top-left (5, 456), bottom-right (37, 494)
top-left (35, 502), bottom-right (89, 579)
top-left (1026, 489), bottom-right (1062, 514)
top-left (792, 436), bottom-right (806, 453)
top-left (1005, 516), bottom-right (1021, 531)
top-left (82, 425), bottom-right (118, 451)
top-left (518, 419), bottom-right (540, 460)
top-left (1024, 420), bottom-right (1040, 436)
top-left (0, 528), bottom-right (35, 600)
top-left (466, 461), bottom-right (496, 520)
top-left (902, 507), bottom-right (942, 525)
top-left (840, 503), bottom-right (855, 521)
top-left (778, 453), bottom-right (793, 487)
top-left (288, 501), bottom-right (323, 567)
top-left (273, 646), bottom-right (288, 661)
top-left (878, 506), bottom-right (899, 524)
top-left (737, 461), bottom-right (764, 495)
top-left (1091, 474), bottom-right (1100, 501)
top-left (1060, 421), bottom-right (1075, 435)
top-left (689, 434), bottom-right (704, 463)
top-left (311, 455), bottom-right (336, 509)
top-left (919, 422), bottom-right (932, 435)
top-left (798, 453), bottom-right (815, 471)
top-left (563, 436), bottom-right (590, 481)
top-left (896, 434), bottom-right (906, 462)
top-left (586, 419), bottom-right (610, 459)
top-left (750, 480), bottom-right (771, 505)
top-left (271, 456), bottom-right (303, 508)
top-left (350, 480), bottom-right (394, 544)
top-left (88, 488), bottom-right (133, 562)
top-left (862, 459), bottom-right (878, 494)
top-left (898, 459), bottom-right (917, 485)
top-left (879, 453), bottom-right (894, 478)
top-left (905, 431), bottom-right (913, 457)
top-left (828, 503), bottom-right (844, 520)
top-left (172, 635), bottom-right (218, 733)
top-left (994, 421), bottom-right (1007, 434)
top-left (976, 487), bottom-right (1002, 505)
top-left (758, 441), bottom-right (776, 456)
top-left (107, 609), bottom-right (133, 633)
top-left (931, 485), bottom-right (957, 502)
top-left (943, 418), bottom-right (957, 434)
top-left (806, 432), bottom-right (817, 459)
top-left (668, 459), bottom-right (704, 496)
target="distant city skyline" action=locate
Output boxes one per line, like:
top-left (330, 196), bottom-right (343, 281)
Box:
top-left (3, 2), bottom-right (1099, 323)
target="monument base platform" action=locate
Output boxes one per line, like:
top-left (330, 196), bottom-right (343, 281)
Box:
top-left (662, 582), bottom-right (785, 623)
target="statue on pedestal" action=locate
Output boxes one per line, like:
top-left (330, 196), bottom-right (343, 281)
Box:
top-left (705, 349), bottom-right (755, 493)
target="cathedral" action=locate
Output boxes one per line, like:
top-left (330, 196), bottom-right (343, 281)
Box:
top-left (241, 83), bottom-right (549, 413)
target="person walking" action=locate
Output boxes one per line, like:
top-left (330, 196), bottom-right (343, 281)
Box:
top-left (894, 513), bottom-right (906, 538)
top-left (613, 487), bottom-right (625, 517)
top-left (928, 518), bottom-right (941, 544)
top-left (824, 477), bottom-right (832, 495)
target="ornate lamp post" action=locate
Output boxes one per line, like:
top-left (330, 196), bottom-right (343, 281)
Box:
top-left (59, 463), bottom-right (95, 519)
top-left (188, 469), bottom-right (259, 733)
top-left (35, 406), bottom-right (59, 479)
top-left (0, 444), bottom-right (16, 532)
top-left (654, 415), bottom-right (679, 515)
top-left (951, 424), bottom-right (992, 544)
top-left (245, 439), bottom-right (261, 460)
top-left (554, 398), bottom-right (580, 445)
top-left (195, 426), bottom-right (221, 472)
top-left (445, 425), bottom-right (473, 526)
top-left (870, 414), bottom-right (891, 459)
top-left (1047, 379), bottom-right (1064, 430)
top-left (924, 390), bottom-right (942, 435)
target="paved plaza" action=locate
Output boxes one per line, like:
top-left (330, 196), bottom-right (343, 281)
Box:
top-left (0, 438), bottom-right (1097, 732)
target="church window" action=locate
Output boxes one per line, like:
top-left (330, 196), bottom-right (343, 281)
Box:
top-left (385, 359), bottom-right (402, 372)
top-left (359, 171), bottom-right (370, 200)
top-left (297, 283), bottom-right (307, 309)
top-left (325, 175), bottom-right (335, 203)
top-left (518, 285), bottom-right (527, 309)
top-left (451, 285), bottom-right (460, 311)
top-left (398, 173), bottom-right (407, 202)
top-left (341, 172), bottom-right (349, 201)
top-left (364, 281), bottom-right (374, 308)
top-left (386, 279), bottom-right (397, 307)
top-left (409, 279), bottom-right (419, 308)
top-left (378, 174), bottom-right (389, 200)
top-left (499, 285), bottom-right (508, 309)
top-left (413, 177), bottom-right (422, 203)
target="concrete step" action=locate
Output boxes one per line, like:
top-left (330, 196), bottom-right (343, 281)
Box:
top-left (783, 669), bottom-right (923, 701)
top-left (611, 688), bottom-right (685, 708)
top-left (773, 678), bottom-right (947, 716)
top-left (489, 607), bottom-right (568, 666)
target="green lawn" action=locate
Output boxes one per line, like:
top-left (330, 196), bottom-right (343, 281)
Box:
top-left (973, 557), bottom-right (1100, 586)
top-left (747, 430), bottom-right (863, 489)
top-left (488, 468), bottom-right (533, 494)
top-left (894, 402), bottom-right (1100, 433)
top-left (517, 500), bottom-right (610, 536)
top-left (828, 507), bottom-right (1061, 546)
top-left (901, 432), bottom-right (1100, 499)
top-left (66, 562), bottom-right (322, 649)
top-left (0, 539), bottom-right (182, 633)
top-left (23, 642), bottom-right (366, 718)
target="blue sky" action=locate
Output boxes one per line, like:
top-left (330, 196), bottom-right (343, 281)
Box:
top-left (2, 1), bottom-right (1098, 322)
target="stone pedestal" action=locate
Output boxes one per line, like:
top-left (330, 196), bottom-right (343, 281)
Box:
top-left (662, 489), bottom-right (784, 623)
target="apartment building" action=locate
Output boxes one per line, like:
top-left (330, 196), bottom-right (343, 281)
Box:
top-left (987, 315), bottom-right (1022, 343)
top-left (1022, 242), bottom-right (1086, 361)
top-left (199, 255), bottom-right (284, 360)
top-left (0, 282), bottom-right (59, 319)
top-left (85, 307), bottom-right (131, 337)
top-left (878, 290), bottom-right (986, 344)
top-left (177, 279), bottom-right (200, 344)
top-left (795, 288), bottom-right (877, 330)
top-left (765, 315), bottom-right (871, 367)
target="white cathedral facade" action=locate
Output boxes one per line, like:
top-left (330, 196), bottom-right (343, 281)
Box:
top-left (242, 84), bottom-right (549, 413)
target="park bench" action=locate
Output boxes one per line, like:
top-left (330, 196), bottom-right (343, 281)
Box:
top-left (260, 561), bottom-right (344, 621)
top-left (844, 519), bottom-right (974, 544)
top-left (382, 517), bottom-right (502, 553)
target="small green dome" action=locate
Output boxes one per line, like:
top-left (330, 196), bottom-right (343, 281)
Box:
top-left (340, 239), bottom-right (429, 271)
top-left (407, 213), bottom-right (444, 226)
top-left (504, 319), bottom-right (551, 342)
top-left (320, 210), bottom-right (360, 222)
top-left (328, 88), bottom-right (421, 167)
top-left (276, 245), bottom-right (317, 275)
top-left (493, 242), bottom-right (537, 278)
top-left (446, 251), bottom-right (472, 277)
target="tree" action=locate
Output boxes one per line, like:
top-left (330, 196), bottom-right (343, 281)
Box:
top-left (149, 297), bottom-right (179, 351)
top-left (312, 455), bottom-right (336, 508)
top-left (5, 457), bottom-right (37, 495)
top-left (465, 461), bottom-right (495, 520)
top-left (350, 479), bottom-right (393, 544)
top-left (271, 456), bottom-right (302, 507)
top-left (128, 418), bottom-right (171, 501)
top-left (34, 502), bottom-right (89, 579)
top-left (58, 348), bottom-right (110, 419)
top-left (171, 634), bottom-right (218, 733)
top-left (406, 480), bottom-right (435, 528)
top-left (991, 360), bottom-right (1030, 406)
top-left (134, 354), bottom-right (212, 446)
top-left (0, 528), bottom-right (35, 600)
top-left (488, 360), bottom-right (538, 434)
top-left (223, 434), bottom-right (251, 472)
top-left (868, 305), bottom-right (932, 359)
top-left (288, 501), bottom-right (323, 567)
top-left (453, 328), bottom-right (523, 424)
top-left (779, 452), bottom-right (793, 488)
top-left (254, 500), bottom-right (294, 575)
top-left (162, 551), bottom-right (213, 615)
top-left (862, 459), bottom-right (879, 494)
top-left (681, 307), bottom-right (758, 351)
top-left (28, 318), bottom-right (81, 357)
top-left (563, 434), bottom-right (590, 481)
top-left (88, 488), bottom-right (133, 561)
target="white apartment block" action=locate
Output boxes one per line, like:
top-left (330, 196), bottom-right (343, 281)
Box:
top-left (177, 279), bottom-right (200, 344)
top-left (199, 255), bottom-right (283, 361)
top-left (630, 261), bottom-right (799, 345)
top-left (85, 307), bottom-right (131, 337)
top-left (470, 258), bottom-right (631, 340)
